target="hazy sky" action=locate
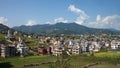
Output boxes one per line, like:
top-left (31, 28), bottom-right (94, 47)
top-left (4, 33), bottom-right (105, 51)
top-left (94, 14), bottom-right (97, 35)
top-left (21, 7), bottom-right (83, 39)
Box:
top-left (0, 0), bottom-right (120, 30)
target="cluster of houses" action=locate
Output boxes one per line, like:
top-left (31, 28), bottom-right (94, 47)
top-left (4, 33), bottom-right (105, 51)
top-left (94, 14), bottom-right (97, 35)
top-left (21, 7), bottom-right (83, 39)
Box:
top-left (38, 34), bottom-right (120, 56)
top-left (0, 30), bottom-right (120, 57)
top-left (0, 30), bottom-right (28, 57)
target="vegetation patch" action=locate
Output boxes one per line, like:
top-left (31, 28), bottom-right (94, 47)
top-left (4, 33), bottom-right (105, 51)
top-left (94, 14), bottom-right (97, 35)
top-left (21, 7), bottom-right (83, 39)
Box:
top-left (94, 52), bottom-right (120, 64)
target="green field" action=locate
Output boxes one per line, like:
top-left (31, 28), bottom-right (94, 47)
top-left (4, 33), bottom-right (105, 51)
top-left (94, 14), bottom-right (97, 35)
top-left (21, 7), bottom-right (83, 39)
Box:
top-left (0, 52), bottom-right (119, 68)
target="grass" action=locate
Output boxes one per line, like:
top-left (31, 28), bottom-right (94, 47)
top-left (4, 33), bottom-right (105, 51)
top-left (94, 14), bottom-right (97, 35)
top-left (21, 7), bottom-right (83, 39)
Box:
top-left (25, 37), bottom-right (52, 48)
top-left (94, 52), bottom-right (120, 64)
top-left (0, 33), bottom-right (5, 40)
top-left (0, 56), bottom-right (56, 68)
top-left (0, 54), bottom-right (117, 68)
top-left (25, 37), bottom-right (39, 47)
top-left (89, 63), bottom-right (115, 68)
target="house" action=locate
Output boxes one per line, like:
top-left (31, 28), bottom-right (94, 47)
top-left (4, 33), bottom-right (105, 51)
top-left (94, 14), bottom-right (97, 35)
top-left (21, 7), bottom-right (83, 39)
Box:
top-left (53, 47), bottom-right (63, 56)
top-left (111, 40), bottom-right (117, 49)
top-left (105, 42), bottom-right (110, 47)
top-left (0, 44), bottom-right (17, 57)
top-left (52, 45), bottom-right (64, 56)
top-left (38, 45), bottom-right (52, 55)
top-left (91, 41), bottom-right (100, 52)
top-left (16, 42), bottom-right (28, 57)
top-left (80, 40), bottom-right (87, 52)
top-left (0, 44), bottom-right (6, 57)
top-left (72, 43), bottom-right (81, 55)
top-left (118, 42), bottom-right (120, 48)
top-left (37, 45), bottom-right (47, 55)
top-left (38, 45), bottom-right (44, 54)
top-left (16, 37), bottom-right (28, 57)
top-left (5, 30), bottom-right (16, 41)
top-left (89, 44), bottom-right (94, 54)
top-left (46, 47), bottom-right (51, 55)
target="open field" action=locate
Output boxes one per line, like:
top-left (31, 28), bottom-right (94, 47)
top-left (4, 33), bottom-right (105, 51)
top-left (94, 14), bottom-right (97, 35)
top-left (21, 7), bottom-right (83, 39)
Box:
top-left (0, 52), bottom-right (119, 68)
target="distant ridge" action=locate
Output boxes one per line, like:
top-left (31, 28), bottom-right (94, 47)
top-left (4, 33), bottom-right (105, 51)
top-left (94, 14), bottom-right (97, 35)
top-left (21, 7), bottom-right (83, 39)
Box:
top-left (12, 22), bottom-right (120, 35)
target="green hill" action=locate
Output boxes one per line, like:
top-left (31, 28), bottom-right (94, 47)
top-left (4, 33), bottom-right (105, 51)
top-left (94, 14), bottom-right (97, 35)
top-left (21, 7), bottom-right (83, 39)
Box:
top-left (13, 22), bottom-right (120, 35)
top-left (0, 24), bottom-right (10, 34)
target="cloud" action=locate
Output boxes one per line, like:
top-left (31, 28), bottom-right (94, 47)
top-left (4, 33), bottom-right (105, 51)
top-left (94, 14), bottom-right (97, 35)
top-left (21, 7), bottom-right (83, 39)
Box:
top-left (96, 15), bottom-right (101, 22)
top-left (0, 17), bottom-right (8, 24)
top-left (102, 15), bottom-right (120, 30)
top-left (26, 20), bottom-right (36, 26)
top-left (102, 15), bottom-right (120, 25)
top-left (68, 5), bottom-right (84, 14)
top-left (46, 21), bottom-right (51, 24)
top-left (68, 5), bottom-right (89, 24)
top-left (54, 17), bottom-right (68, 23)
top-left (88, 15), bottom-right (102, 28)
top-left (88, 15), bottom-right (120, 30)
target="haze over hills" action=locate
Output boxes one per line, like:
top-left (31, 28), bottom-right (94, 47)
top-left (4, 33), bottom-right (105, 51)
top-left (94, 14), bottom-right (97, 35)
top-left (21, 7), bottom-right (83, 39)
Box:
top-left (12, 22), bottom-right (120, 35)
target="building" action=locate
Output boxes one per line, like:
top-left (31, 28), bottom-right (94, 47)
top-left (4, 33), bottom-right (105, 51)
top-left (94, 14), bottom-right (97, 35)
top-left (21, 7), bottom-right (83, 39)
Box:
top-left (0, 44), bottom-right (17, 57)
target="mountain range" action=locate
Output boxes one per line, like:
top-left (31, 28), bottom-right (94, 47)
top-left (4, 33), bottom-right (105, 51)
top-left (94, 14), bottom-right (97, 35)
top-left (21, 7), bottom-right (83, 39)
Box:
top-left (12, 22), bottom-right (120, 35)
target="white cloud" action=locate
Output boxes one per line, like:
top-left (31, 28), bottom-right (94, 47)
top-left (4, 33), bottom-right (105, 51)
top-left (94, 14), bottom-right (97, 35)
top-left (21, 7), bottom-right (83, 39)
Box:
top-left (26, 20), bottom-right (36, 26)
top-left (68, 5), bottom-right (89, 24)
top-left (102, 15), bottom-right (120, 25)
top-left (96, 15), bottom-right (101, 22)
top-left (68, 5), bottom-right (83, 14)
top-left (54, 17), bottom-right (68, 23)
top-left (46, 21), bottom-right (51, 24)
top-left (0, 17), bottom-right (8, 24)
top-left (88, 15), bottom-right (120, 30)
top-left (88, 15), bottom-right (102, 28)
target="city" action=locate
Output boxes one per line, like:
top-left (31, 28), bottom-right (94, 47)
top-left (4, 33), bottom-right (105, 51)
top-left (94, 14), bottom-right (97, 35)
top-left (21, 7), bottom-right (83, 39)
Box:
top-left (0, 0), bottom-right (120, 68)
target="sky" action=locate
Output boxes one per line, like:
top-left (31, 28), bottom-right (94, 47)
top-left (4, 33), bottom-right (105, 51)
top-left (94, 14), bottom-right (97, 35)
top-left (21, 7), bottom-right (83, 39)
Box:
top-left (0, 0), bottom-right (120, 30)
